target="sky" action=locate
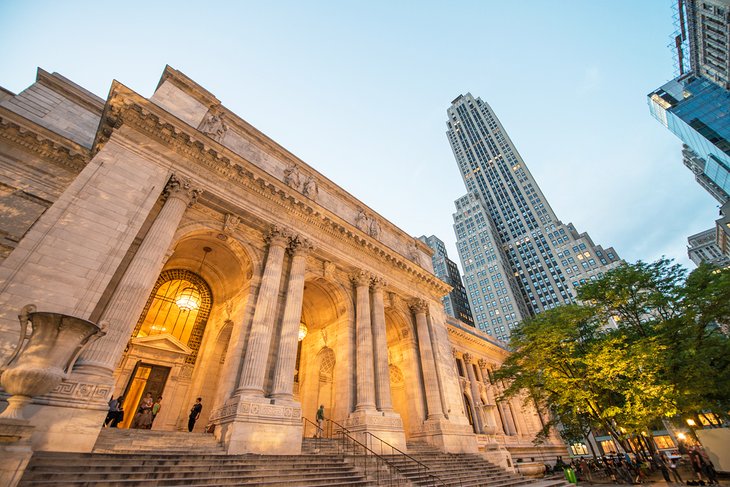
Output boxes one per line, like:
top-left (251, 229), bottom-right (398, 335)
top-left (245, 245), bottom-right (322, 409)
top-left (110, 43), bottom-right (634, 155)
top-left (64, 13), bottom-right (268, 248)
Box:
top-left (0, 1), bottom-right (721, 270)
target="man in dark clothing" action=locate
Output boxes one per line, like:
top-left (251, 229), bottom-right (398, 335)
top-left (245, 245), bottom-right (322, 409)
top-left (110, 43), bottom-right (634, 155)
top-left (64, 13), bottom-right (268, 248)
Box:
top-left (188, 397), bottom-right (202, 432)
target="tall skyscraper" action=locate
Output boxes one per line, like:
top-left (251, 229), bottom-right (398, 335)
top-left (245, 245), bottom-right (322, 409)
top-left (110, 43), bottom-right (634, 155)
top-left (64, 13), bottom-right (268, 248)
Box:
top-left (648, 76), bottom-right (730, 203)
top-left (649, 0), bottom-right (730, 263)
top-left (447, 94), bottom-right (620, 339)
top-left (419, 234), bottom-right (475, 327)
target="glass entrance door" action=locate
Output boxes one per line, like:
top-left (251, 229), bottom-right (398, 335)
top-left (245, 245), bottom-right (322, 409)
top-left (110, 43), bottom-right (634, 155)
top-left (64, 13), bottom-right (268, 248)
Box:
top-left (119, 362), bottom-right (170, 429)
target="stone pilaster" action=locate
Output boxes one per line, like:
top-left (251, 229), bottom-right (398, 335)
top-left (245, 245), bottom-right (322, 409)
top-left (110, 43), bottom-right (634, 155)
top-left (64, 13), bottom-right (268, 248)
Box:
top-left (236, 227), bottom-right (289, 397)
top-left (478, 359), bottom-right (502, 434)
top-left (410, 299), bottom-right (444, 419)
top-left (352, 271), bottom-right (376, 412)
top-left (462, 353), bottom-right (484, 434)
top-left (270, 236), bottom-right (312, 400)
top-left (370, 277), bottom-right (393, 412)
top-left (74, 174), bottom-right (201, 378)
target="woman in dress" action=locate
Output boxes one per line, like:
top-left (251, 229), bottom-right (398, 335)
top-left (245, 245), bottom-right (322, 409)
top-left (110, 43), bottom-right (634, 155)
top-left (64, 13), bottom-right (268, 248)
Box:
top-left (131, 393), bottom-right (154, 429)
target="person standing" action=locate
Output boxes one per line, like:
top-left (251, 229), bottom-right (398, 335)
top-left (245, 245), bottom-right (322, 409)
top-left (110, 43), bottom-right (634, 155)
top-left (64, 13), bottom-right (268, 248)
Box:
top-left (151, 396), bottom-right (162, 426)
top-left (104, 396), bottom-right (118, 427)
top-left (188, 397), bottom-right (202, 432)
top-left (131, 393), bottom-right (154, 429)
top-left (315, 405), bottom-right (325, 438)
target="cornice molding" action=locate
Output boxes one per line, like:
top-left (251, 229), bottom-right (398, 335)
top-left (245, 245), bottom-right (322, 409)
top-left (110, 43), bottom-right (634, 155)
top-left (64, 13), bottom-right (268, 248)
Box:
top-left (36, 68), bottom-right (104, 115)
top-left (91, 84), bottom-right (451, 298)
top-left (0, 107), bottom-right (90, 171)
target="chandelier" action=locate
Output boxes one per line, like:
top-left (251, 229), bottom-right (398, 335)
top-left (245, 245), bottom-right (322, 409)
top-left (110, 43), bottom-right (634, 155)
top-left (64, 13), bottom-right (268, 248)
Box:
top-left (298, 322), bottom-right (308, 341)
top-left (175, 246), bottom-right (211, 312)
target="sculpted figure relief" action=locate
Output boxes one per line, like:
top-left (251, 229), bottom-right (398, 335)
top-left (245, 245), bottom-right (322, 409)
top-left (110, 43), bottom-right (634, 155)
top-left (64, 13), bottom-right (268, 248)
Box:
top-left (303, 175), bottom-right (318, 199)
top-left (354, 208), bottom-right (380, 238)
top-left (284, 164), bottom-right (302, 191)
top-left (199, 112), bottom-right (228, 142)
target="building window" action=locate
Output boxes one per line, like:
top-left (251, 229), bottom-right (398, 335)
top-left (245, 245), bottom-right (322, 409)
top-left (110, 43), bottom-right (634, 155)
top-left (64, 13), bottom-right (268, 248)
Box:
top-left (570, 443), bottom-right (589, 456)
top-left (653, 435), bottom-right (676, 450)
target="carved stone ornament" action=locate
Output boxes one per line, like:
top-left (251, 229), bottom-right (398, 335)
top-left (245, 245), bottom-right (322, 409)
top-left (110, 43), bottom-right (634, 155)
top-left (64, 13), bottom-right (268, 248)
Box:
top-left (478, 358), bottom-right (488, 369)
top-left (409, 298), bottom-right (429, 315)
top-left (370, 276), bottom-right (387, 291)
top-left (303, 175), bottom-right (319, 199)
top-left (164, 174), bottom-right (201, 207)
top-left (462, 353), bottom-right (473, 365)
top-left (407, 243), bottom-right (422, 266)
top-left (451, 347), bottom-right (459, 358)
top-left (289, 234), bottom-right (314, 255)
top-left (351, 270), bottom-right (371, 287)
top-left (223, 213), bottom-right (241, 235)
top-left (198, 111), bottom-right (228, 142)
top-left (265, 226), bottom-right (291, 248)
top-left (0, 304), bottom-right (107, 419)
top-left (354, 208), bottom-right (380, 238)
top-left (284, 164), bottom-right (302, 191)
top-left (323, 260), bottom-right (336, 280)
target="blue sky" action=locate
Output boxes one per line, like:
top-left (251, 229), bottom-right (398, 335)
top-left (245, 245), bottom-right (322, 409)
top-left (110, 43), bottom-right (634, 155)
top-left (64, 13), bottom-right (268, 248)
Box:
top-left (0, 1), bottom-right (719, 270)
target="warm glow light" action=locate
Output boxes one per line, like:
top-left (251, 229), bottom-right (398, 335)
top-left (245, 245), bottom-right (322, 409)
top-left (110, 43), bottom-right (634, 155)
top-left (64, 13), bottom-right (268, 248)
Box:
top-left (686, 418), bottom-right (696, 427)
top-left (176, 286), bottom-right (201, 311)
top-left (677, 433), bottom-right (686, 440)
top-left (298, 322), bottom-right (308, 341)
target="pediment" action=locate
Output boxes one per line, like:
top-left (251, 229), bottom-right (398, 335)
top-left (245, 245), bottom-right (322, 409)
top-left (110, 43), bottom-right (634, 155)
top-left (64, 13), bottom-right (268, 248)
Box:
top-left (130, 334), bottom-right (192, 355)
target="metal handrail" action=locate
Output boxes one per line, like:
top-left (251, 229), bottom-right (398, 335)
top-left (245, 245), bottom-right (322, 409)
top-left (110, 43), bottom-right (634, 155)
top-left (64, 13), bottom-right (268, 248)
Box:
top-left (303, 417), bottom-right (448, 486)
top-left (334, 428), bottom-right (408, 486)
top-left (302, 417), bottom-right (323, 453)
top-left (363, 432), bottom-right (452, 486)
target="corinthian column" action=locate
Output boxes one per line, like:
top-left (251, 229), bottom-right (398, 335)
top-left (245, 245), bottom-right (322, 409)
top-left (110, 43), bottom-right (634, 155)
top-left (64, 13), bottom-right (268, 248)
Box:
top-left (370, 277), bottom-right (393, 412)
top-left (479, 359), bottom-right (501, 434)
top-left (410, 299), bottom-right (444, 419)
top-left (353, 271), bottom-right (376, 412)
top-left (74, 174), bottom-right (201, 377)
top-left (270, 236), bottom-right (312, 400)
top-left (463, 353), bottom-right (484, 433)
top-left (236, 227), bottom-right (289, 397)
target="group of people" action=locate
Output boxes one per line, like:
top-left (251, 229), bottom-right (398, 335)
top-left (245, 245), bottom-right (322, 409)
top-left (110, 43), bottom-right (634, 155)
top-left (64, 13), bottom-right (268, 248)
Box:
top-left (551, 446), bottom-right (718, 485)
top-left (103, 394), bottom-right (203, 432)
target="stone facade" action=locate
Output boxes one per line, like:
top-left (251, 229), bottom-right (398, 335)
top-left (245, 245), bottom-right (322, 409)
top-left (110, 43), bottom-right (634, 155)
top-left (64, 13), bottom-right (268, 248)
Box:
top-left (0, 67), bottom-right (564, 464)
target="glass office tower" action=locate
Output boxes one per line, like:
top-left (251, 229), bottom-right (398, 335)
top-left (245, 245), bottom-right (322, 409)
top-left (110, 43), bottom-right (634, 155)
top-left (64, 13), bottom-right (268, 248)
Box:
top-left (447, 94), bottom-right (620, 338)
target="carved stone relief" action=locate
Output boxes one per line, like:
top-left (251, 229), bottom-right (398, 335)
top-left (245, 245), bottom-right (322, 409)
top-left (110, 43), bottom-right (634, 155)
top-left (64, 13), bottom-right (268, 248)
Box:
top-left (199, 111), bottom-right (228, 142)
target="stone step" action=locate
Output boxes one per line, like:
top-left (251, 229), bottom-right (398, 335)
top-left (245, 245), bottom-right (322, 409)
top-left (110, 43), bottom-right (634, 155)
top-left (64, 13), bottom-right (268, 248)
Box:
top-left (19, 451), bottom-right (377, 487)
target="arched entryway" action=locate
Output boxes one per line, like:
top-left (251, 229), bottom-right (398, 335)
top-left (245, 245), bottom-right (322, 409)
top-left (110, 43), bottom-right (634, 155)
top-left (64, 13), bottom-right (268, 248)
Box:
top-left (113, 232), bottom-right (253, 432)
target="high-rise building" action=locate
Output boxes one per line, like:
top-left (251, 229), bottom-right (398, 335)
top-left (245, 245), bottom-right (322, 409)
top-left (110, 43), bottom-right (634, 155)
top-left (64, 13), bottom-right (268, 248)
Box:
top-left (648, 76), bottom-right (730, 202)
top-left (649, 0), bottom-right (730, 258)
top-left (418, 234), bottom-right (475, 327)
top-left (687, 227), bottom-right (730, 266)
top-left (446, 94), bottom-right (620, 338)
top-left (674, 0), bottom-right (730, 90)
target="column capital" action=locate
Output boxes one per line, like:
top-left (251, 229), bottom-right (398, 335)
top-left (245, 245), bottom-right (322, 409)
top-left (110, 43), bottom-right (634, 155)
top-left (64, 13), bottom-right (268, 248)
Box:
top-left (288, 234), bottom-right (314, 256)
top-left (370, 276), bottom-right (387, 291)
top-left (451, 347), bottom-right (459, 359)
top-left (478, 358), bottom-right (488, 369)
top-left (409, 298), bottom-right (429, 314)
top-left (462, 353), bottom-right (473, 365)
top-left (350, 270), bottom-right (371, 287)
top-left (164, 174), bottom-right (202, 207)
top-left (265, 225), bottom-right (291, 248)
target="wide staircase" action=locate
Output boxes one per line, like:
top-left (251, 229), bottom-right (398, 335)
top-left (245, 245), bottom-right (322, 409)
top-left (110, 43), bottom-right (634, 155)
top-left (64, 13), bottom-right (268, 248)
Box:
top-left (394, 441), bottom-right (569, 487)
top-left (18, 429), bottom-right (569, 486)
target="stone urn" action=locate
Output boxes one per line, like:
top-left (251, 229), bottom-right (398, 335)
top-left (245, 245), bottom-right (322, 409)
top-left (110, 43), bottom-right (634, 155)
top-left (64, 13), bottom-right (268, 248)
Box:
top-left (0, 305), bottom-right (106, 420)
top-left (516, 461), bottom-right (546, 478)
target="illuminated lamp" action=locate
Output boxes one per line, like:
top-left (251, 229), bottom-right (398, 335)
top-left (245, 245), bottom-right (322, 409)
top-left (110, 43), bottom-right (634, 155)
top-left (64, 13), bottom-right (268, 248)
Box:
top-left (176, 246), bottom-right (211, 311)
top-left (298, 322), bottom-right (308, 341)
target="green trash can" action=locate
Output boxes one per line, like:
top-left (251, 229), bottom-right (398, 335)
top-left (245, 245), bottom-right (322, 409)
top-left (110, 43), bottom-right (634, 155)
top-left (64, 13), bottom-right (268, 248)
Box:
top-left (564, 467), bottom-right (577, 483)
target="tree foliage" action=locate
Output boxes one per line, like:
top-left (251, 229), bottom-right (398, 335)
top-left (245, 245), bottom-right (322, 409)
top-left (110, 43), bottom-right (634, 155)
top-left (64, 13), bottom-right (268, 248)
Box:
top-left (495, 258), bottom-right (730, 449)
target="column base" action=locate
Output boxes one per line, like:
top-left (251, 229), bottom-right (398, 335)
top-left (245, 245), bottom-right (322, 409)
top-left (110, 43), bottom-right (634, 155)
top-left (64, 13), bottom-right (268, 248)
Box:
top-left (0, 418), bottom-right (35, 487)
top-left (210, 396), bottom-right (302, 455)
top-left (344, 409), bottom-right (406, 452)
top-left (409, 417), bottom-right (478, 453)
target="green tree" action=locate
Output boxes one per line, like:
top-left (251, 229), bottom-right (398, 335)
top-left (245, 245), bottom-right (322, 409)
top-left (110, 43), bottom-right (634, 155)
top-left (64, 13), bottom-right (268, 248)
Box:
top-left (496, 259), bottom-right (730, 449)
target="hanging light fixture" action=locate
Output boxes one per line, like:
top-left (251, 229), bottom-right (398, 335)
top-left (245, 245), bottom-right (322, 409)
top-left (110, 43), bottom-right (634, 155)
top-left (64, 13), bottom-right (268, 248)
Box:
top-left (176, 246), bottom-right (211, 312)
top-left (298, 321), bottom-right (308, 341)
